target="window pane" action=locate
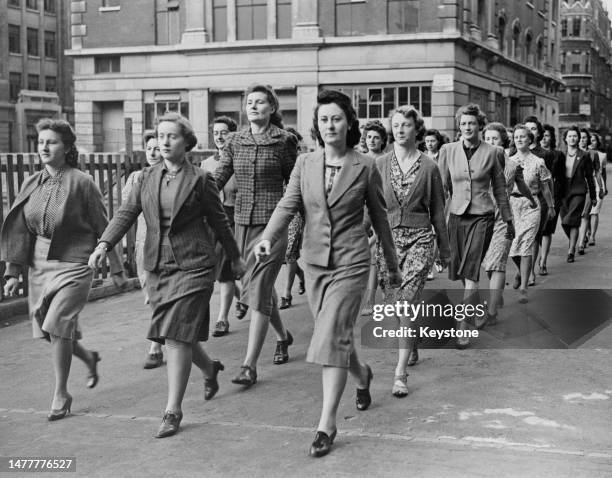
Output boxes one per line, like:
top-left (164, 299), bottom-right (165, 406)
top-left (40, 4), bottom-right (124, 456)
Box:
top-left (28, 74), bottom-right (39, 90)
top-left (213, 0), bottom-right (227, 41)
top-left (45, 75), bottom-right (56, 92)
top-left (27, 28), bottom-right (39, 56)
top-left (421, 87), bottom-right (431, 117)
top-left (398, 87), bottom-right (408, 105)
top-left (145, 103), bottom-right (154, 129)
top-left (253, 4), bottom-right (267, 39)
top-left (277, 0), bottom-right (292, 39)
top-left (44, 0), bottom-right (55, 13)
top-left (9, 25), bottom-right (21, 54)
top-left (9, 72), bottom-right (22, 101)
top-left (180, 102), bottom-right (189, 119)
top-left (388, 0), bottom-right (419, 34)
top-left (383, 88), bottom-right (395, 117)
top-left (9, 0), bottom-right (20, 7)
top-left (410, 87), bottom-right (420, 108)
top-left (369, 88), bottom-right (382, 103)
top-left (26, 0), bottom-right (37, 9)
top-left (44, 31), bottom-right (56, 57)
top-left (368, 104), bottom-right (381, 119)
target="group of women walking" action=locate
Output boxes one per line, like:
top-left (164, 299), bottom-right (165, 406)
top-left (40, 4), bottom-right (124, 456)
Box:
top-left (1, 85), bottom-right (607, 457)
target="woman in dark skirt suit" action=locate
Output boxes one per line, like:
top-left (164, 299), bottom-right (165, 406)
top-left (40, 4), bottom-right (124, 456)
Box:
top-left (1, 119), bottom-right (126, 420)
top-left (89, 113), bottom-right (245, 438)
top-left (254, 90), bottom-right (400, 457)
top-left (214, 84), bottom-right (298, 386)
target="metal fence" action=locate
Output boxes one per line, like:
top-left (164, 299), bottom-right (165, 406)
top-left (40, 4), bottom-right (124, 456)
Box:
top-left (0, 149), bottom-right (214, 302)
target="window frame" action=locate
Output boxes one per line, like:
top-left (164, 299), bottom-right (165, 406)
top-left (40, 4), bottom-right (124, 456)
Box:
top-left (44, 0), bottom-right (56, 14)
top-left (94, 56), bottom-right (121, 74)
top-left (44, 30), bottom-right (57, 58)
top-left (26, 0), bottom-right (38, 10)
top-left (9, 72), bottom-right (22, 102)
top-left (9, 24), bottom-right (21, 54)
top-left (27, 27), bottom-right (39, 57)
top-left (27, 73), bottom-right (40, 91)
top-left (143, 91), bottom-right (190, 130)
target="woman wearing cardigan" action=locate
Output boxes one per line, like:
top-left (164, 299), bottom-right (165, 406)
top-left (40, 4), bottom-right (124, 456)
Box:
top-left (254, 90), bottom-right (400, 457)
top-left (375, 106), bottom-right (449, 397)
top-left (214, 84), bottom-right (298, 386)
top-left (438, 104), bottom-right (514, 348)
top-left (1, 118), bottom-right (126, 420)
top-left (89, 113), bottom-right (245, 438)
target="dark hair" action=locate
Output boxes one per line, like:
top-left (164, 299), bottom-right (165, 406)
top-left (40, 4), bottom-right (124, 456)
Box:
top-left (245, 84), bottom-right (283, 129)
top-left (513, 123), bottom-right (535, 145)
top-left (483, 122), bottom-right (510, 149)
top-left (311, 89), bottom-right (361, 148)
top-left (213, 115), bottom-right (238, 132)
top-left (579, 128), bottom-right (590, 142)
top-left (590, 132), bottom-right (603, 151)
top-left (155, 113), bottom-right (198, 152)
top-left (143, 130), bottom-right (157, 146)
top-left (362, 120), bottom-right (388, 150)
top-left (424, 129), bottom-right (445, 148)
top-left (35, 118), bottom-right (79, 167)
top-left (285, 127), bottom-right (303, 142)
top-left (563, 125), bottom-right (581, 144)
top-left (455, 103), bottom-right (487, 130)
top-left (388, 105), bottom-right (427, 142)
top-left (542, 124), bottom-right (557, 150)
top-left (523, 116), bottom-right (544, 142)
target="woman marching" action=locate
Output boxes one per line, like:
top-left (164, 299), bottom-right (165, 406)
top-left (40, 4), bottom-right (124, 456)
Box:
top-left (508, 125), bottom-right (555, 304)
top-left (375, 106), bottom-right (449, 397)
top-left (214, 84), bottom-right (298, 386)
top-left (89, 113), bottom-right (245, 438)
top-left (1, 119), bottom-right (126, 420)
top-left (254, 90), bottom-right (400, 457)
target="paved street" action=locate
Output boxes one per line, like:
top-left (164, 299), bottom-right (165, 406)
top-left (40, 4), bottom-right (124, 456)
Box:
top-left (1, 210), bottom-right (611, 478)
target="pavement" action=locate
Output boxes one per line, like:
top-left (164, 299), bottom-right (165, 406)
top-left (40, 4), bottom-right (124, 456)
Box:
top-left (1, 208), bottom-right (611, 477)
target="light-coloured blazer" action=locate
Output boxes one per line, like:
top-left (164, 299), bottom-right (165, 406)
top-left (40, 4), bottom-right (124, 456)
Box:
top-left (438, 140), bottom-right (512, 221)
top-left (262, 149), bottom-right (399, 270)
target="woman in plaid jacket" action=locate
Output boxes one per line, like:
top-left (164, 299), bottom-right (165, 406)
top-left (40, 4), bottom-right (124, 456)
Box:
top-left (215, 84), bottom-right (298, 386)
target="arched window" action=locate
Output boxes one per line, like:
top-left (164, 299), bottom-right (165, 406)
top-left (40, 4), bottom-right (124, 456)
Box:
top-left (525, 29), bottom-right (533, 65)
top-left (511, 20), bottom-right (520, 59)
top-left (498, 16), bottom-right (506, 52)
top-left (536, 37), bottom-right (544, 69)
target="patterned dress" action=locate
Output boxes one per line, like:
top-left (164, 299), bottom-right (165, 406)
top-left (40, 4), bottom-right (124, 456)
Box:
top-left (509, 153), bottom-right (551, 257)
top-left (376, 154), bottom-right (435, 303)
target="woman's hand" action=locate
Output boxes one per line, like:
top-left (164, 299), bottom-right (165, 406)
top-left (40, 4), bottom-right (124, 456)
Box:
top-left (505, 221), bottom-right (516, 240)
top-left (88, 247), bottom-right (107, 270)
top-left (254, 240), bottom-right (271, 263)
top-left (547, 206), bottom-right (556, 220)
top-left (3, 277), bottom-right (19, 297)
top-left (231, 257), bottom-right (247, 279)
top-left (388, 269), bottom-right (402, 288)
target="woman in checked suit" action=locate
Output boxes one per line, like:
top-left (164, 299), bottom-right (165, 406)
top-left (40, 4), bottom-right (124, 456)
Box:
top-left (255, 90), bottom-right (400, 457)
top-left (89, 113), bottom-right (245, 439)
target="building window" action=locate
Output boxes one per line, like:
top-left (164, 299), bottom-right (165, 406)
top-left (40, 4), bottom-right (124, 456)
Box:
top-left (9, 72), bottom-right (22, 101)
top-left (9, 0), bottom-right (20, 7)
top-left (511, 22), bottom-right (520, 59)
top-left (536, 38), bottom-right (544, 69)
top-left (143, 91), bottom-right (190, 130)
top-left (45, 75), bottom-right (57, 92)
top-left (585, 52), bottom-right (590, 74)
top-left (26, 0), bottom-right (37, 9)
top-left (213, 0), bottom-right (228, 41)
top-left (335, 84), bottom-right (432, 124)
top-left (387, 0), bottom-right (419, 34)
top-left (44, 31), bottom-right (56, 58)
top-left (277, 0), bottom-right (292, 39)
top-left (28, 74), bottom-right (40, 91)
top-left (336, 0), bottom-right (367, 36)
top-left (561, 18), bottom-right (567, 36)
top-left (95, 56), bottom-right (120, 73)
top-left (524, 31), bottom-right (532, 65)
top-left (44, 0), bottom-right (55, 13)
top-left (572, 17), bottom-right (580, 36)
top-left (27, 28), bottom-right (39, 56)
top-left (9, 25), bottom-right (21, 54)
top-left (102, 0), bottom-right (120, 7)
top-left (497, 17), bottom-right (506, 53)
top-left (236, 0), bottom-right (267, 41)
top-left (570, 89), bottom-right (580, 113)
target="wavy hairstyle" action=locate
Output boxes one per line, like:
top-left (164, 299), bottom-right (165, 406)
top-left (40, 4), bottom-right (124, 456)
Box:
top-left (542, 124), bottom-right (557, 150)
top-left (513, 123), bottom-right (535, 145)
top-left (311, 89), bottom-right (361, 148)
top-left (523, 116), bottom-right (544, 143)
top-left (563, 125), bottom-right (581, 144)
top-left (424, 128), bottom-right (445, 149)
top-left (362, 120), bottom-right (388, 150)
top-left (388, 105), bottom-right (426, 142)
top-left (455, 103), bottom-right (487, 130)
top-left (244, 84), bottom-right (284, 129)
top-left (155, 113), bottom-right (198, 152)
top-left (35, 118), bottom-right (79, 167)
top-left (213, 115), bottom-right (238, 132)
top-left (483, 122), bottom-right (510, 149)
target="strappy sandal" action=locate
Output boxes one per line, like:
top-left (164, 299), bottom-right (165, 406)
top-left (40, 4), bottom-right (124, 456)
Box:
top-left (392, 373), bottom-right (408, 398)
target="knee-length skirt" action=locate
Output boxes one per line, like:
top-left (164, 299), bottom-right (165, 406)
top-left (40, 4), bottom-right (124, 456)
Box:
top-left (147, 245), bottom-right (213, 344)
top-left (448, 213), bottom-right (494, 282)
top-left (235, 224), bottom-right (288, 316)
top-left (482, 211), bottom-right (512, 273)
top-left (509, 196), bottom-right (540, 257)
top-left (304, 261), bottom-right (370, 367)
top-left (28, 237), bottom-right (93, 341)
top-left (376, 227), bottom-right (435, 303)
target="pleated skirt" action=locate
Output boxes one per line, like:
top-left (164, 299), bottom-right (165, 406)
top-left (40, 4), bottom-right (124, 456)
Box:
top-left (28, 237), bottom-right (93, 341)
top-left (448, 213), bottom-right (494, 282)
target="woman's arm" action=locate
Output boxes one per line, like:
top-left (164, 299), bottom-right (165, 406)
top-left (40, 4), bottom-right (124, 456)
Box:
top-left (214, 140), bottom-right (235, 189)
top-left (201, 173), bottom-right (240, 261)
top-left (429, 166), bottom-right (450, 262)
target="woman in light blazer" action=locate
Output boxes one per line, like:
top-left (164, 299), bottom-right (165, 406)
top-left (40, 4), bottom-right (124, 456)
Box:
top-left (254, 90), bottom-right (400, 458)
top-left (89, 113), bottom-right (245, 439)
top-left (1, 118), bottom-right (126, 421)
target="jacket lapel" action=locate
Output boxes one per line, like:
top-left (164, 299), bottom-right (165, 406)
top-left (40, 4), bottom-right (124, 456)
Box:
top-left (570, 150), bottom-right (582, 178)
top-left (327, 150), bottom-right (365, 208)
top-left (11, 172), bottom-right (43, 209)
top-left (171, 161), bottom-right (198, 224)
top-left (306, 149), bottom-right (326, 209)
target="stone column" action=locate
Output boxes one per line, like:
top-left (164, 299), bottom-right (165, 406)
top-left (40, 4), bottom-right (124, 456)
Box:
top-left (469, 0), bottom-right (481, 41)
top-left (181, 0), bottom-right (208, 44)
top-left (268, 0), bottom-right (277, 39)
top-left (486, 1), bottom-right (498, 48)
top-left (227, 0), bottom-right (237, 41)
top-left (292, 0), bottom-right (321, 38)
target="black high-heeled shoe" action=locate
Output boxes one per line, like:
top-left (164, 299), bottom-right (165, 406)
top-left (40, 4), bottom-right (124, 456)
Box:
top-left (204, 360), bottom-right (224, 400)
top-left (87, 351), bottom-right (100, 389)
top-left (356, 364), bottom-right (373, 411)
top-left (273, 331), bottom-right (293, 364)
top-left (309, 429), bottom-right (337, 457)
top-left (154, 411), bottom-right (183, 438)
top-left (279, 296), bottom-right (292, 310)
top-left (48, 395), bottom-right (72, 421)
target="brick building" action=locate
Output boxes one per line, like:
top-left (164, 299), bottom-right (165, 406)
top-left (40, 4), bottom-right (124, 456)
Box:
top-left (66, 0), bottom-right (564, 151)
top-left (559, 0), bottom-right (612, 135)
top-left (0, 0), bottom-right (74, 152)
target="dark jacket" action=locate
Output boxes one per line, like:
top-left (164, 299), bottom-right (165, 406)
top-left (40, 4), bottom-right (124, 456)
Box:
top-left (100, 161), bottom-right (240, 272)
top-left (563, 149), bottom-right (596, 202)
top-left (214, 125), bottom-right (298, 226)
top-left (375, 151), bottom-right (450, 261)
top-left (1, 167), bottom-right (122, 277)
